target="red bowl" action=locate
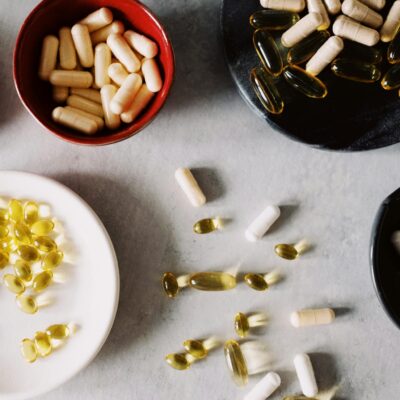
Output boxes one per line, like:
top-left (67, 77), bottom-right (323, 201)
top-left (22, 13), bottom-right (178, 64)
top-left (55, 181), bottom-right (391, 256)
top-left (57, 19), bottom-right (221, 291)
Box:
top-left (13, 0), bottom-right (175, 145)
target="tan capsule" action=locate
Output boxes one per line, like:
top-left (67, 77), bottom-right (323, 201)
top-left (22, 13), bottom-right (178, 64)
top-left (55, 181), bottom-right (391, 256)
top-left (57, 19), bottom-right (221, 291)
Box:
top-left (71, 24), bottom-right (94, 68)
top-left (110, 73), bottom-right (142, 114)
top-left (121, 84), bottom-right (154, 123)
top-left (50, 70), bottom-right (93, 88)
top-left (359, 0), bottom-right (385, 10)
top-left (65, 106), bottom-right (104, 130)
top-left (66, 95), bottom-right (104, 117)
top-left (94, 43), bottom-right (111, 88)
top-left (333, 15), bottom-right (379, 46)
top-left (306, 36), bottom-right (344, 75)
top-left (52, 107), bottom-right (98, 135)
top-left (281, 13), bottom-right (324, 47)
top-left (70, 88), bottom-right (101, 103)
top-left (141, 58), bottom-right (163, 92)
top-left (174, 168), bottom-right (206, 207)
top-left (107, 33), bottom-right (141, 72)
top-left (59, 27), bottom-right (77, 70)
top-left (290, 308), bottom-right (335, 327)
top-left (52, 86), bottom-right (69, 103)
top-left (38, 35), bottom-right (59, 80)
top-left (380, 1), bottom-right (400, 42)
top-left (323, 0), bottom-right (341, 14)
top-left (342, 0), bottom-right (383, 29)
top-left (261, 0), bottom-right (306, 12)
top-left (307, 0), bottom-right (330, 30)
top-left (100, 84), bottom-right (121, 129)
top-left (79, 7), bottom-right (114, 32)
top-left (108, 62), bottom-right (129, 86)
top-left (90, 21), bottom-right (125, 45)
top-left (123, 30), bottom-right (158, 58)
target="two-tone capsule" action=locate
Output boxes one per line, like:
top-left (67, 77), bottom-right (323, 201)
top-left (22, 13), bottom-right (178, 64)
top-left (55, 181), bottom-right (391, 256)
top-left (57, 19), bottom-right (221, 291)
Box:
top-left (275, 240), bottom-right (309, 260)
top-left (250, 10), bottom-right (300, 30)
top-left (253, 29), bottom-right (283, 76)
top-left (234, 312), bottom-right (268, 338)
top-left (183, 337), bottom-right (220, 359)
top-left (244, 271), bottom-right (280, 291)
top-left (162, 272), bottom-right (190, 298)
top-left (331, 58), bottom-right (381, 83)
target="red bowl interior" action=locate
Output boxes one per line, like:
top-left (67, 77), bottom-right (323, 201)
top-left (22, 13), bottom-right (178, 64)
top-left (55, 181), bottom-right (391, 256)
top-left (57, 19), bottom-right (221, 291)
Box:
top-left (14, 0), bottom-right (175, 145)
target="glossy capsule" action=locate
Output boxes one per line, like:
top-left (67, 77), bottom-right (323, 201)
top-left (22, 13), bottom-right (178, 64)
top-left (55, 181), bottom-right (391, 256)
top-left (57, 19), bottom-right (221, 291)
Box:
top-left (14, 260), bottom-right (33, 282)
top-left (0, 225), bottom-right (8, 239)
top-left (32, 271), bottom-right (53, 292)
top-left (283, 65), bottom-right (328, 98)
top-left (234, 312), bottom-right (268, 338)
top-left (193, 217), bottom-right (222, 234)
top-left (0, 250), bottom-right (8, 269)
top-left (162, 272), bottom-right (179, 298)
top-left (42, 250), bottom-right (64, 270)
top-left (275, 243), bottom-right (299, 260)
top-left (189, 272), bottom-right (237, 291)
top-left (224, 340), bottom-right (248, 386)
top-left (33, 236), bottom-right (57, 252)
top-left (165, 353), bottom-right (195, 370)
top-left (250, 9), bottom-right (300, 30)
top-left (332, 59), bottom-right (381, 83)
top-left (16, 294), bottom-right (38, 314)
top-left (0, 209), bottom-right (9, 225)
top-left (46, 324), bottom-right (70, 340)
top-left (17, 245), bottom-right (40, 262)
top-left (8, 199), bottom-right (23, 222)
top-left (14, 222), bottom-right (32, 244)
top-left (183, 340), bottom-right (208, 359)
top-left (253, 29), bottom-right (283, 76)
top-left (388, 29), bottom-right (400, 64)
top-left (244, 273), bottom-right (269, 291)
top-left (24, 201), bottom-right (39, 225)
top-left (0, 237), bottom-right (17, 252)
top-left (287, 30), bottom-right (330, 65)
top-left (34, 331), bottom-right (52, 357)
top-left (31, 219), bottom-right (55, 236)
top-left (382, 63), bottom-right (400, 89)
top-left (3, 274), bottom-right (25, 294)
top-left (250, 67), bottom-right (284, 114)
top-left (341, 40), bottom-right (382, 64)
top-left (21, 338), bottom-right (38, 363)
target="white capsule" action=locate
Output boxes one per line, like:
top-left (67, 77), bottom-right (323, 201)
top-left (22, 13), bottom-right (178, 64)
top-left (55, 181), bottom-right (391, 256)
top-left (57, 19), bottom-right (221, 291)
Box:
top-left (359, 0), bottom-right (385, 10)
top-left (120, 84), bottom-right (154, 123)
top-left (281, 12), bottom-right (324, 47)
top-left (38, 35), bottom-right (59, 80)
top-left (260, 0), bottom-right (306, 12)
top-left (307, 0), bottom-right (330, 29)
top-left (141, 58), bottom-right (163, 92)
top-left (67, 95), bottom-right (104, 117)
top-left (306, 36), bottom-right (343, 75)
top-left (107, 33), bottom-right (141, 73)
top-left (290, 308), bottom-right (335, 327)
top-left (70, 88), bottom-right (101, 103)
top-left (333, 15), bottom-right (379, 46)
top-left (342, 0), bottom-right (383, 28)
top-left (71, 24), bottom-right (94, 68)
top-left (380, 0), bottom-right (400, 42)
top-left (59, 27), bottom-right (77, 70)
top-left (52, 86), bottom-right (69, 103)
top-left (108, 62), bottom-right (129, 86)
top-left (124, 30), bottom-right (158, 58)
top-left (65, 106), bottom-right (104, 130)
top-left (110, 73), bottom-right (142, 115)
top-left (79, 7), bottom-right (113, 32)
top-left (245, 205), bottom-right (280, 242)
top-left (94, 43), bottom-right (111, 88)
top-left (174, 168), bottom-right (206, 207)
top-left (52, 106), bottom-right (98, 135)
top-left (294, 353), bottom-right (318, 397)
top-left (243, 372), bottom-right (281, 400)
top-left (323, 0), bottom-right (341, 14)
top-left (100, 84), bottom-right (121, 130)
top-left (90, 21), bottom-right (124, 45)
top-left (50, 70), bottom-right (93, 88)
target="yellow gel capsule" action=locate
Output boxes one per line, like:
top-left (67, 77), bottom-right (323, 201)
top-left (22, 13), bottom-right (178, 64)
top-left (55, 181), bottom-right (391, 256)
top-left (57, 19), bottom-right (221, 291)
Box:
top-left (253, 28), bottom-right (283, 76)
top-left (332, 58), bottom-right (381, 83)
top-left (275, 243), bottom-right (299, 260)
top-left (3, 274), bottom-right (25, 294)
top-left (189, 272), bottom-right (237, 291)
top-left (24, 201), bottom-right (39, 225)
top-left (244, 273), bottom-right (269, 291)
top-left (0, 209), bottom-right (9, 225)
top-left (32, 271), bottom-right (53, 292)
top-left (381, 64), bottom-right (400, 89)
top-left (31, 219), bottom-right (55, 236)
top-left (21, 338), bottom-right (38, 363)
top-left (234, 313), bottom-right (250, 338)
top-left (14, 222), bottom-right (32, 244)
top-left (0, 237), bottom-right (17, 252)
top-left (14, 260), bottom-right (33, 282)
top-left (193, 217), bottom-right (222, 234)
top-left (183, 340), bottom-right (208, 359)
top-left (165, 353), bottom-right (195, 370)
top-left (16, 294), bottom-right (38, 314)
top-left (33, 236), bottom-right (57, 252)
top-left (0, 225), bottom-right (8, 239)
top-left (42, 250), bottom-right (63, 270)
top-left (162, 272), bottom-right (179, 298)
top-left (46, 324), bottom-right (70, 340)
top-left (0, 250), bottom-right (9, 269)
top-left (17, 245), bottom-right (40, 262)
top-left (249, 9), bottom-right (300, 30)
top-left (34, 331), bottom-right (52, 357)
top-left (341, 40), bottom-right (382, 64)
top-left (8, 199), bottom-right (23, 222)
top-left (224, 340), bottom-right (248, 386)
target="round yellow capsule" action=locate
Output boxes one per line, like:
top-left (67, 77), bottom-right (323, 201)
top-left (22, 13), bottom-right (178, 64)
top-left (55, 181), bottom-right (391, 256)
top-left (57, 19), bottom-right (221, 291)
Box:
top-left (16, 294), bottom-right (38, 314)
top-left (162, 272), bottom-right (179, 298)
top-left (34, 331), bottom-right (52, 357)
top-left (193, 218), bottom-right (222, 234)
top-left (183, 339), bottom-right (208, 359)
top-left (31, 219), bottom-right (55, 236)
top-left (165, 353), bottom-right (194, 370)
top-left (8, 199), bottom-right (23, 222)
top-left (21, 338), bottom-right (37, 363)
top-left (3, 274), bottom-right (25, 294)
top-left (24, 201), bottom-right (39, 225)
top-left (224, 339), bottom-right (248, 386)
top-left (46, 324), bottom-right (70, 340)
top-left (14, 222), bottom-right (32, 244)
top-left (0, 250), bottom-right (9, 269)
top-left (14, 259), bottom-right (33, 282)
top-left (32, 271), bottom-right (53, 292)
top-left (33, 236), bottom-right (57, 252)
top-left (17, 245), bottom-right (40, 262)
top-left (244, 273), bottom-right (269, 291)
top-left (234, 313), bottom-right (250, 338)
top-left (42, 250), bottom-right (64, 270)
top-left (274, 243), bottom-right (299, 260)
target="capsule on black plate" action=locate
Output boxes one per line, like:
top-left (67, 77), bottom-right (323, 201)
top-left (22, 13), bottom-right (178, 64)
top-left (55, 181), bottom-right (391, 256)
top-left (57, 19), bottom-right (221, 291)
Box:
top-left (381, 63), bottom-right (400, 89)
top-left (253, 28), bottom-right (283, 76)
top-left (341, 40), bottom-right (382, 64)
top-left (331, 58), bottom-right (381, 83)
top-left (387, 29), bottom-right (400, 64)
top-left (250, 9), bottom-right (300, 30)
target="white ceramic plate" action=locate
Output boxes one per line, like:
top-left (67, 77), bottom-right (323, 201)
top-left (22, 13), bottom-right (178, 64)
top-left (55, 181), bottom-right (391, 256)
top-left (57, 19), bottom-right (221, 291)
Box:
top-left (0, 171), bottom-right (119, 400)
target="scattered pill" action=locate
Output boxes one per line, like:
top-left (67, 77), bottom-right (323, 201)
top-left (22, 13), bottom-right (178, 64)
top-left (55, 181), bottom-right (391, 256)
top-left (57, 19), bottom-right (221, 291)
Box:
top-left (244, 272), bottom-right (278, 291)
top-left (52, 106), bottom-right (98, 134)
top-left (281, 12), bottom-right (323, 47)
top-left (341, 0), bottom-right (383, 28)
top-left (71, 24), bottom-right (94, 68)
top-left (244, 371), bottom-right (281, 400)
top-left (16, 294), bottom-right (38, 314)
top-left (124, 30), bottom-right (158, 58)
top-left (332, 58), bottom-right (381, 82)
top-left (333, 15), bottom-right (379, 46)
top-left (90, 20), bottom-right (125, 45)
top-left (290, 308), bottom-right (335, 327)
top-left (284, 64), bottom-right (328, 97)
top-left (50, 70), bottom-right (93, 88)
top-left (101, 84), bottom-right (121, 129)
top-left (174, 168), bottom-right (206, 207)
top-left (4, 274), bottom-right (25, 295)
top-left (108, 62), bottom-right (129, 86)
top-left (165, 353), bottom-right (196, 370)
top-left (234, 312), bottom-right (267, 337)
top-left (189, 272), bottom-right (237, 291)
top-left (307, 0), bottom-right (330, 30)
top-left (250, 9), bottom-right (300, 30)
top-left (21, 338), bottom-right (37, 363)
top-left (79, 7), bottom-right (113, 32)
top-left (120, 84), bottom-right (154, 123)
top-left (162, 272), bottom-right (179, 298)
top-left (294, 353), bottom-right (318, 397)
top-left (193, 217), bottom-right (222, 234)
top-left (38, 35), bottom-right (59, 80)
top-left (261, 0), bottom-right (306, 12)
top-left (245, 205), bottom-right (280, 242)
top-left (34, 331), bottom-right (52, 357)
top-left (253, 29), bottom-right (283, 76)
top-left (224, 339), bottom-right (249, 386)
top-left (46, 324), bottom-right (70, 340)
top-left (110, 73), bottom-right (142, 114)
top-left (59, 27), bottom-right (77, 70)
top-left (107, 33), bottom-right (141, 73)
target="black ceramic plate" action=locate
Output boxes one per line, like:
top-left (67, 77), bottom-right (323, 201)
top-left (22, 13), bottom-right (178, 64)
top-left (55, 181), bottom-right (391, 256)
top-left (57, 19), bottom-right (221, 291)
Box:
top-left (221, 0), bottom-right (400, 151)
top-left (371, 187), bottom-right (400, 329)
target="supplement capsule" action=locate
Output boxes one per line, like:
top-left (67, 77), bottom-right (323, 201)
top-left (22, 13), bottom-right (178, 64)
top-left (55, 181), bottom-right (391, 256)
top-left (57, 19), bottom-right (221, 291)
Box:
top-left (38, 35), bottom-right (59, 80)
top-left (33, 236), bottom-right (57, 252)
top-left (341, 39), bottom-right (382, 63)
top-left (50, 70), bottom-right (93, 88)
top-left (91, 21), bottom-right (125, 45)
top-left (59, 27), bottom-right (77, 70)
top-left (333, 15), bottom-right (379, 46)
top-left (274, 243), bottom-right (300, 259)
top-left (359, 0), bottom-right (385, 9)
top-left (4, 274), bottom-right (25, 294)
top-left (8, 199), bottom-right (23, 222)
top-left (294, 353), bottom-right (318, 397)
top-left (281, 13), bottom-right (324, 47)
top-left (183, 337), bottom-right (219, 359)
top-left (120, 84), bottom-right (154, 123)
top-left (71, 24), bottom-right (94, 68)
top-left (306, 36), bottom-right (344, 75)
top-left (16, 294), bottom-right (38, 314)
top-left (175, 168), bottom-right (206, 207)
top-left (235, 312), bottom-right (268, 338)
top-left (53, 86), bottom-right (69, 103)
top-left (388, 29), bottom-right (400, 63)
top-left (65, 106), bottom-right (104, 130)
top-left (110, 73), bottom-right (142, 114)
top-left (287, 30), bottom-right (330, 65)
top-left (70, 88), bottom-right (102, 103)
top-left (162, 272), bottom-right (179, 298)
top-left (244, 371), bottom-right (281, 400)
top-left (250, 10), bottom-right (300, 30)
top-left (342, 0), bottom-right (383, 28)
top-left (190, 272), bottom-right (237, 291)
top-left (67, 95), bottom-right (104, 117)
top-left (283, 65), bottom-right (327, 98)
top-left (46, 324), bottom-right (70, 340)
top-left (0, 237), bottom-right (17, 253)
top-left (244, 272), bottom-right (280, 290)
top-left (94, 43), bottom-right (111, 88)
top-left (307, 0), bottom-right (330, 30)
top-left (332, 58), bottom-right (381, 82)
top-left (0, 208), bottom-right (9, 225)
top-left (323, 0), bottom-right (341, 14)
top-left (32, 271), bottom-right (53, 292)
top-left (52, 107), bottom-right (98, 135)
top-left (291, 308), bottom-right (335, 327)
top-left (21, 338), bottom-right (37, 363)
top-left (250, 67), bottom-right (284, 114)
top-left (0, 225), bottom-right (8, 239)
top-left (260, 0), bottom-right (306, 12)
top-left (193, 217), bottom-right (222, 234)
top-left (224, 340), bottom-right (249, 386)
top-left (14, 260), bottom-right (32, 282)
top-left (34, 331), bottom-right (52, 357)
top-left (245, 205), bottom-right (281, 242)
top-left (0, 250), bottom-right (9, 269)
top-left (124, 30), bottom-right (159, 58)
top-left (381, 64), bottom-right (400, 89)
top-left (31, 219), bottom-right (54, 236)
top-left (79, 7), bottom-right (114, 32)
top-left (141, 58), bottom-right (163, 92)
top-left (165, 353), bottom-right (196, 370)
top-left (101, 84), bottom-right (121, 129)
top-left (380, 0), bottom-right (400, 42)
top-left (17, 244), bottom-right (40, 262)
top-left (42, 250), bottom-right (64, 270)
top-left (108, 62), bottom-right (129, 86)
top-left (107, 33), bottom-right (141, 73)
top-left (14, 222), bottom-right (32, 244)
top-left (253, 29), bottom-right (283, 76)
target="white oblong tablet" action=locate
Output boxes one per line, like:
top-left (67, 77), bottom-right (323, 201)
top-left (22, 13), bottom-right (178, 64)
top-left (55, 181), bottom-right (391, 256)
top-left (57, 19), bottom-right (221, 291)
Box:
top-left (243, 371), bottom-right (281, 400)
top-left (294, 353), bottom-right (318, 397)
top-left (245, 205), bottom-right (280, 242)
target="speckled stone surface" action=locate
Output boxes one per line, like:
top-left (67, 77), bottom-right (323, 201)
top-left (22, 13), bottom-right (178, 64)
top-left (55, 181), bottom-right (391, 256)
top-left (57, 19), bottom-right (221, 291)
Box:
top-left (1, 0), bottom-right (400, 399)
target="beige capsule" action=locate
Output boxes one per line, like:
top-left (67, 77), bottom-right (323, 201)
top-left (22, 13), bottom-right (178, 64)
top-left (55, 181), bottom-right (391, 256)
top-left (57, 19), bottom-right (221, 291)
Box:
top-left (52, 107), bottom-right (98, 135)
top-left (323, 0), bottom-right (341, 14)
top-left (107, 33), bottom-right (141, 73)
top-left (100, 84), bottom-right (121, 129)
top-left (70, 88), bottom-right (101, 103)
top-left (65, 106), bottom-right (104, 130)
top-left (281, 12), bottom-right (324, 47)
top-left (94, 43), bottom-right (111, 88)
top-left (290, 308), bottom-right (335, 327)
top-left (306, 35), bottom-right (344, 75)
top-left (67, 95), bottom-right (104, 117)
top-left (380, 0), bottom-right (400, 42)
top-left (90, 21), bottom-right (125, 45)
top-left (71, 24), bottom-right (94, 68)
top-left (333, 15), bottom-right (379, 46)
top-left (38, 35), bottom-right (59, 80)
top-left (50, 70), bottom-right (93, 88)
top-left (110, 73), bottom-right (142, 114)
top-left (174, 168), bottom-right (206, 207)
top-left (307, 0), bottom-right (330, 30)
top-left (342, 0), bottom-right (383, 29)
top-left (124, 30), bottom-right (158, 58)
top-left (121, 84), bottom-right (154, 123)
top-left (79, 7), bottom-right (113, 32)
top-left (359, 0), bottom-right (385, 10)
top-left (108, 62), bottom-right (129, 86)
top-left (59, 27), bottom-right (77, 70)
top-left (141, 58), bottom-right (163, 92)
top-left (52, 86), bottom-right (69, 103)
top-left (260, 0), bottom-right (306, 12)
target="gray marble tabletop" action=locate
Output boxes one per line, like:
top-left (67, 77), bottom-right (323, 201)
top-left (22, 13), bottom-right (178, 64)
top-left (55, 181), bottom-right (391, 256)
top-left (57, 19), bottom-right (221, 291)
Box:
top-left (1, 0), bottom-right (400, 399)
